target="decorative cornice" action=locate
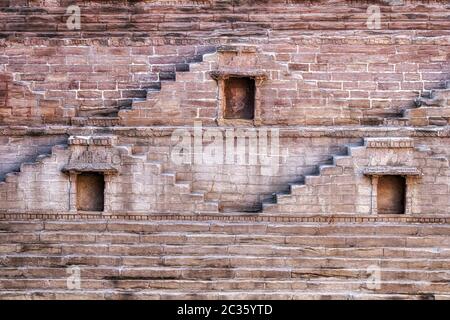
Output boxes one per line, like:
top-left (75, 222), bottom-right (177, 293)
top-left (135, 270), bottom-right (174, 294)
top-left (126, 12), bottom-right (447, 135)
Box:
top-left (62, 165), bottom-right (119, 175)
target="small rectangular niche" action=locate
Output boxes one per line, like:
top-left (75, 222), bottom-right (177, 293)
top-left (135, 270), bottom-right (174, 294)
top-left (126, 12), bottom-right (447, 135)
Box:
top-left (377, 175), bottom-right (406, 214)
top-left (77, 173), bottom-right (105, 212)
top-left (224, 77), bottom-right (255, 120)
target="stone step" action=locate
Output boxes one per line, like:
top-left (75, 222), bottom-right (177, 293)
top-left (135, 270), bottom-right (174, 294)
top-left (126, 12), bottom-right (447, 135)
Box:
top-left (0, 266), bottom-right (447, 283)
top-left (2, 220), bottom-right (449, 236)
top-left (0, 289), bottom-right (446, 300)
top-left (319, 164), bottom-right (343, 175)
top-left (2, 231), bottom-right (449, 247)
top-left (174, 180), bottom-right (192, 191)
top-left (0, 278), bottom-right (448, 294)
top-left (2, 243), bottom-right (450, 259)
top-left (2, 229), bottom-right (450, 246)
top-left (171, 183), bottom-right (191, 194)
top-left (0, 265), bottom-right (448, 283)
top-left (159, 173), bottom-right (176, 184)
top-left (195, 201), bottom-right (219, 213)
top-left (1, 254), bottom-right (449, 270)
top-left (4, 173), bottom-right (19, 183)
top-left (186, 192), bottom-right (205, 201)
top-left (3, 242), bottom-right (449, 259)
top-left (347, 145), bottom-right (366, 157)
top-left (0, 218), bottom-right (448, 297)
top-left (333, 155), bottom-right (353, 167)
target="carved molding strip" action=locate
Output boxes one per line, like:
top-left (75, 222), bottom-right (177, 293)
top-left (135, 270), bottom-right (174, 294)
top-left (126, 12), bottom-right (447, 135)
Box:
top-left (1, 126), bottom-right (450, 139)
top-left (0, 213), bottom-right (449, 224)
top-left (68, 135), bottom-right (116, 146)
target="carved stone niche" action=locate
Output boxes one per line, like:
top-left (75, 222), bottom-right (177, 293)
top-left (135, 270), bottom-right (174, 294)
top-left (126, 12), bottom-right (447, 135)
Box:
top-left (209, 45), bottom-right (268, 126)
top-left (210, 70), bottom-right (267, 126)
top-left (76, 172), bottom-right (105, 212)
top-left (363, 167), bottom-right (421, 215)
top-left (62, 136), bottom-right (120, 213)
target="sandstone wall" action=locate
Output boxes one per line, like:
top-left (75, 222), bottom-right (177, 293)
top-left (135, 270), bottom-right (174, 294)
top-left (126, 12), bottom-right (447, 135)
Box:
top-left (118, 133), bottom-right (360, 211)
top-left (0, 0), bottom-right (449, 125)
top-left (264, 137), bottom-right (450, 215)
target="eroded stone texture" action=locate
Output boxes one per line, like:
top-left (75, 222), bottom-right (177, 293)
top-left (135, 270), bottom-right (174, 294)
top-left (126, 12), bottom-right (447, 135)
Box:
top-left (0, 0), bottom-right (449, 215)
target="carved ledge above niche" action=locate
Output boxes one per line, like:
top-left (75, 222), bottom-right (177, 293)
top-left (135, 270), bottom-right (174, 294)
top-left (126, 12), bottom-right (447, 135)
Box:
top-left (62, 136), bottom-right (120, 175)
top-left (62, 162), bottom-right (119, 175)
top-left (209, 70), bottom-right (268, 83)
top-left (68, 136), bottom-right (117, 146)
top-left (363, 166), bottom-right (422, 176)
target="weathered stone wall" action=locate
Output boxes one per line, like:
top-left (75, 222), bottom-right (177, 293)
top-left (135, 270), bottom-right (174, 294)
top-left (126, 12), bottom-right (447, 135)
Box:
top-left (0, 131), bottom-right (357, 213)
top-left (264, 137), bottom-right (450, 215)
top-left (0, 0), bottom-right (449, 125)
top-left (1, 130), bottom-right (450, 215)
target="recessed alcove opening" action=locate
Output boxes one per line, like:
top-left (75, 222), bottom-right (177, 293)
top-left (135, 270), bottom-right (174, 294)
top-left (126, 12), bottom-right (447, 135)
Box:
top-left (224, 77), bottom-right (255, 120)
top-left (76, 172), bottom-right (105, 212)
top-left (377, 175), bottom-right (406, 214)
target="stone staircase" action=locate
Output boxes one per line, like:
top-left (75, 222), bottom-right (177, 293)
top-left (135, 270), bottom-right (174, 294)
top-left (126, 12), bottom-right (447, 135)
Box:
top-left (383, 108), bottom-right (450, 127)
top-left (118, 144), bottom-right (219, 214)
top-left (0, 218), bottom-right (449, 299)
top-left (261, 138), bottom-right (443, 214)
top-left (262, 141), bottom-right (365, 213)
top-left (0, 143), bottom-right (70, 212)
top-left (0, 137), bottom-right (220, 214)
top-left (0, 143), bottom-right (67, 185)
top-left (72, 48), bottom-right (216, 127)
top-left (383, 85), bottom-right (450, 127)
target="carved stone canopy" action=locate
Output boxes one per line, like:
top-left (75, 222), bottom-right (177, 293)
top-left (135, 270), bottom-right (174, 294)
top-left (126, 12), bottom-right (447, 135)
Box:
top-left (363, 166), bottom-right (421, 176)
top-left (209, 70), bottom-right (268, 83)
top-left (62, 163), bottom-right (118, 175)
top-left (62, 136), bottom-right (120, 175)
